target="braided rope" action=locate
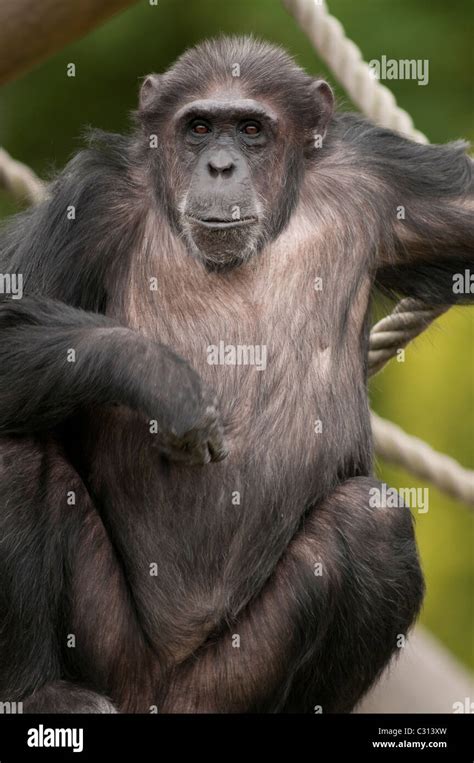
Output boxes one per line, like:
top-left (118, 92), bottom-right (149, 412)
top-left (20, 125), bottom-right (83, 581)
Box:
top-left (368, 299), bottom-right (449, 376)
top-left (0, 147), bottom-right (46, 205)
top-left (372, 413), bottom-right (474, 506)
top-left (283, 0), bottom-right (427, 142)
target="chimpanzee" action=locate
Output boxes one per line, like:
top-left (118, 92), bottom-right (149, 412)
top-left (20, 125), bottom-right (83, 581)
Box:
top-left (0, 36), bottom-right (472, 713)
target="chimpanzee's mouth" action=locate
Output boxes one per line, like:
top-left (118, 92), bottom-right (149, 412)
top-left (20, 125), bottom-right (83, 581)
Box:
top-left (187, 216), bottom-right (258, 230)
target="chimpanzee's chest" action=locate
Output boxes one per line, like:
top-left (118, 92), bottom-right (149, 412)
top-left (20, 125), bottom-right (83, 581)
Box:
top-left (116, 225), bottom-right (367, 448)
top-left (101, 219), bottom-right (373, 517)
top-left (100, 227), bottom-right (370, 517)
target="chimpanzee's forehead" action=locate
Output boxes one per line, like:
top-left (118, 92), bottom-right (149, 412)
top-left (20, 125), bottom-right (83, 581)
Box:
top-left (174, 98), bottom-right (279, 126)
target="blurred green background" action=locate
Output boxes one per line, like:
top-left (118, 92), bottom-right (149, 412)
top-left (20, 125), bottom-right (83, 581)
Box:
top-left (0, 0), bottom-right (472, 668)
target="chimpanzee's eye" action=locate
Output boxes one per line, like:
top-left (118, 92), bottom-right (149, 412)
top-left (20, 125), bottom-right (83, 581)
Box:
top-left (240, 121), bottom-right (261, 136)
top-left (190, 121), bottom-right (211, 135)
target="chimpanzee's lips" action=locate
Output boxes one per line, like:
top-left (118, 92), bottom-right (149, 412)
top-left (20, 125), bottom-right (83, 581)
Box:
top-left (186, 215), bottom-right (258, 230)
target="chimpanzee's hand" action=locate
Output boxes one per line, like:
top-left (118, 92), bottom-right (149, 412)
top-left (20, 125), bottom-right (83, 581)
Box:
top-left (156, 392), bottom-right (228, 466)
top-left (143, 344), bottom-right (228, 465)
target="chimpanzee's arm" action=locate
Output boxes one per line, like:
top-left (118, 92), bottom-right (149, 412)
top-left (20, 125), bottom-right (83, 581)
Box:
top-left (0, 296), bottom-right (225, 461)
top-left (338, 115), bottom-right (474, 303)
top-left (375, 129), bottom-right (473, 302)
top-left (0, 135), bottom-right (138, 311)
top-left (0, 141), bottom-right (225, 461)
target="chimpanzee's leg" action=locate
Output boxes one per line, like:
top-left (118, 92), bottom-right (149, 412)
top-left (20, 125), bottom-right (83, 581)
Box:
top-left (161, 476), bottom-right (424, 713)
top-left (0, 436), bottom-right (126, 713)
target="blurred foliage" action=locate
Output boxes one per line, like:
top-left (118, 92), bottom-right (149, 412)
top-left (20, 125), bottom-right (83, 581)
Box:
top-left (0, 0), bottom-right (472, 668)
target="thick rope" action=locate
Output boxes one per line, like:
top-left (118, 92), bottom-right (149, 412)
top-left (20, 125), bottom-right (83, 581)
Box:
top-left (372, 413), bottom-right (474, 506)
top-left (0, 147), bottom-right (46, 205)
top-left (368, 299), bottom-right (449, 376)
top-left (283, 0), bottom-right (427, 142)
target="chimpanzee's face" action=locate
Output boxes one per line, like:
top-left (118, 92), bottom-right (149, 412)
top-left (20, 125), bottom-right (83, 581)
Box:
top-left (139, 63), bottom-right (333, 271)
top-left (166, 94), bottom-right (294, 271)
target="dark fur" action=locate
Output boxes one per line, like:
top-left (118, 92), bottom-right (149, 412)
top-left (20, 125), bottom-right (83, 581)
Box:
top-left (0, 36), bottom-right (472, 713)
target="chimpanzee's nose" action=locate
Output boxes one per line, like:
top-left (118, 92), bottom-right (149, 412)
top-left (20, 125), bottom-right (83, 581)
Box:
top-left (207, 150), bottom-right (236, 178)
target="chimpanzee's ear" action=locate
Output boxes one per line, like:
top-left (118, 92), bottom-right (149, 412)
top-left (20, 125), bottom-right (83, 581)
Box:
top-left (139, 74), bottom-right (162, 111)
top-left (310, 79), bottom-right (334, 138)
